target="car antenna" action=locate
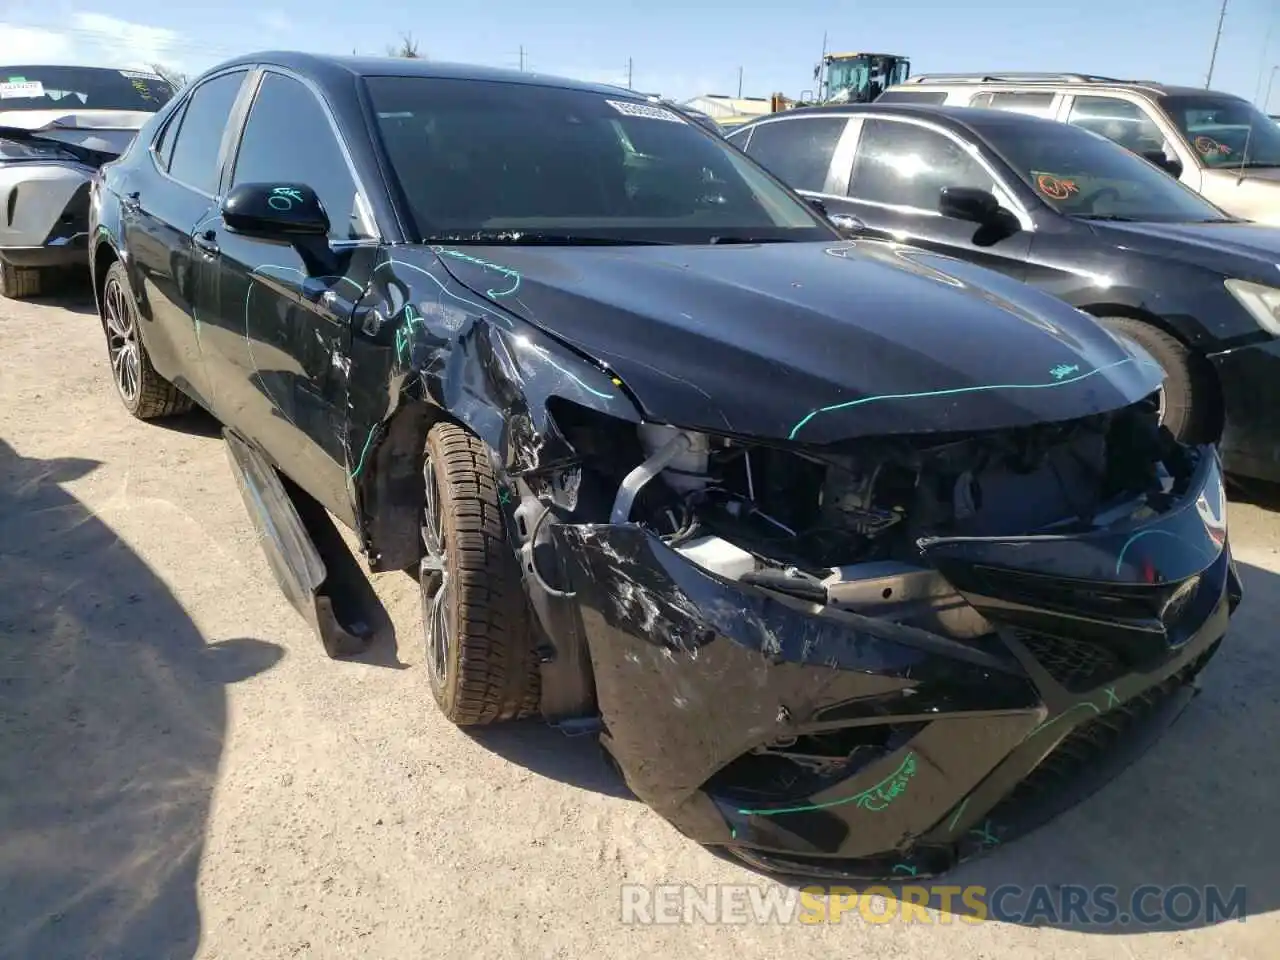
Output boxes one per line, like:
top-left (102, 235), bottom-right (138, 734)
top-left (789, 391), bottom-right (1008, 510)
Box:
top-left (1237, 114), bottom-right (1256, 185)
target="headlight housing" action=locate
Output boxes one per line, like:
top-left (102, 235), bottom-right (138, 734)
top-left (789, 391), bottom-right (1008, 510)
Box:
top-left (1225, 278), bottom-right (1280, 336)
top-left (0, 137), bottom-right (79, 162)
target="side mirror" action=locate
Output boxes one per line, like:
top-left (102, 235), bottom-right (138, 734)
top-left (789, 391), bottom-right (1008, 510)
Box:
top-left (807, 196), bottom-right (865, 234)
top-left (939, 186), bottom-right (1002, 224)
top-left (222, 182), bottom-right (329, 237)
top-left (1141, 150), bottom-right (1183, 178)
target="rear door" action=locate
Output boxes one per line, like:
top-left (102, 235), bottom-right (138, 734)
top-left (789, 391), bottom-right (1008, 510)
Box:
top-left (831, 116), bottom-right (1032, 279)
top-left (122, 68), bottom-right (250, 408)
top-left (193, 69), bottom-right (379, 523)
top-left (733, 114), bottom-right (854, 197)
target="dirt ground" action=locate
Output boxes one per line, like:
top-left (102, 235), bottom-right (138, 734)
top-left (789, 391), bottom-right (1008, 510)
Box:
top-left (1, 284), bottom-right (1278, 960)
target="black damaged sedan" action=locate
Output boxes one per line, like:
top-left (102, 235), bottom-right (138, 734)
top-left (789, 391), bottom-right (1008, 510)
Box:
top-left (89, 53), bottom-right (1240, 881)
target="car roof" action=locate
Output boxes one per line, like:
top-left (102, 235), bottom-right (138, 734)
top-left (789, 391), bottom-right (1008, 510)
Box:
top-left (883, 78), bottom-right (1239, 100)
top-left (738, 102), bottom-right (1083, 135)
top-left (201, 50), bottom-right (644, 99)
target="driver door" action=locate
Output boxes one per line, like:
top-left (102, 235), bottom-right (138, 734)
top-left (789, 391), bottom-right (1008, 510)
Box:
top-left (193, 69), bottom-right (379, 524)
top-left (830, 117), bottom-right (1032, 280)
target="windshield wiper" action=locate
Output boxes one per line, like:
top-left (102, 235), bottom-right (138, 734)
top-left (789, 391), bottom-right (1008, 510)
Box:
top-left (707, 235), bottom-right (793, 245)
top-left (1073, 214), bottom-right (1142, 221)
top-left (420, 230), bottom-right (671, 246)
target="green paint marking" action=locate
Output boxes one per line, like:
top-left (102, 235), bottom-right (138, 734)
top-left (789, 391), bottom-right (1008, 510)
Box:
top-left (349, 426), bottom-right (379, 479)
top-left (947, 796), bottom-right (970, 833)
top-left (1049, 363), bottom-right (1080, 380)
top-left (432, 246), bottom-right (522, 298)
top-left (1104, 686), bottom-right (1120, 708)
top-left (787, 356), bottom-right (1160, 441)
top-left (499, 489), bottom-right (511, 505)
top-left (1026, 700), bottom-right (1101, 739)
top-left (891, 863), bottom-right (919, 877)
top-left (737, 752), bottom-right (917, 817)
top-left (969, 820), bottom-right (1000, 847)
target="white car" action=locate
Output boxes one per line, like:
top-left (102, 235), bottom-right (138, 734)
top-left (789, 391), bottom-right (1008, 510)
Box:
top-left (0, 65), bottom-right (174, 299)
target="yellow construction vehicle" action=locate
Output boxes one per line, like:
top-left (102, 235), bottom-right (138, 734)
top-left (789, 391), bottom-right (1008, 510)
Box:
top-left (771, 51), bottom-right (910, 112)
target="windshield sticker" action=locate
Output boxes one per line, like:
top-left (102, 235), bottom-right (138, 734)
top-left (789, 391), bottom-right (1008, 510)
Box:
top-left (1193, 135), bottom-right (1232, 157)
top-left (6, 76), bottom-right (25, 83)
top-left (1035, 173), bottom-right (1079, 201)
top-left (0, 80), bottom-right (44, 99)
top-left (605, 99), bottom-right (686, 123)
top-left (119, 69), bottom-right (162, 81)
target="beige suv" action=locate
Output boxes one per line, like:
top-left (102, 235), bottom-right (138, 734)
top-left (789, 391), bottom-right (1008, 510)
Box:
top-left (878, 72), bottom-right (1280, 224)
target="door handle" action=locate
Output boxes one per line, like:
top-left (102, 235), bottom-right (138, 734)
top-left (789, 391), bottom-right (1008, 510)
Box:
top-left (122, 191), bottom-right (140, 212)
top-left (193, 229), bottom-right (219, 255)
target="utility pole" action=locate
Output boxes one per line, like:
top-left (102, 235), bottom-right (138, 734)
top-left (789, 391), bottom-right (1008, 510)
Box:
top-left (519, 45), bottom-right (526, 71)
top-left (1206, 0), bottom-right (1230, 88)
top-left (737, 66), bottom-right (743, 98)
top-left (626, 57), bottom-right (633, 89)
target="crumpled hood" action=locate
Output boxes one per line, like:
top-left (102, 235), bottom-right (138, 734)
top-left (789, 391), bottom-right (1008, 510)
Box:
top-left (0, 109), bottom-right (151, 156)
top-left (1091, 218), bottom-right (1280, 276)
top-left (424, 239), bottom-right (1162, 444)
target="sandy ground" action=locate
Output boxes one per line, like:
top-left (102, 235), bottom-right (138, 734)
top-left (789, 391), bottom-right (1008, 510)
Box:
top-left (1, 283), bottom-right (1278, 960)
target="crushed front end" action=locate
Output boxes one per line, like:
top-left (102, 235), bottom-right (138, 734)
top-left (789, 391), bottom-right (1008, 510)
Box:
top-left (518, 395), bottom-right (1240, 880)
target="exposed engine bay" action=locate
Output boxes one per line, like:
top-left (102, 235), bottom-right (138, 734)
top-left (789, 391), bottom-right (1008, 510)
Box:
top-left (540, 394), bottom-right (1192, 643)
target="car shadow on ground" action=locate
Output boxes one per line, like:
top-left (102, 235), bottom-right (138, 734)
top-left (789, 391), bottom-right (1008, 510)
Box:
top-left (728, 559), bottom-right (1279, 934)
top-left (0, 439), bottom-right (283, 959)
top-left (25, 270), bottom-right (98, 316)
top-left (465, 721), bottom-right (636, 801)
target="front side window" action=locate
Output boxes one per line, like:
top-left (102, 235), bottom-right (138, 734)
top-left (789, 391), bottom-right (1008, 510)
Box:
top-left (364, 77), bottom-right (833, 245)
top-left (1066, 96), bottom-right (1167, 156)
top-left (875, 90), bottom-right (949, 105)
top-left (979, 117), bottom-right (1229, 222)
top-left (166, 71), bottom-right (248, 195)
top-left (1159, 94), bottom-right (1280, 169)
top-left (848, 118), bottom-right (996, 210)
top-left (970, 91), bottom-right (1056, 118)
top-left (231, 72), bottom-right (372, 241)
top-left (0, 66), bottom-right (173, 112)
top-left (741, 117), bottom-right (848, 192)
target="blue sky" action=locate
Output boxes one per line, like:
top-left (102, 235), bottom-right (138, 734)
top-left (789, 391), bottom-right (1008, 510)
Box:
top-left (1, 0), bottom-right (1278, 108)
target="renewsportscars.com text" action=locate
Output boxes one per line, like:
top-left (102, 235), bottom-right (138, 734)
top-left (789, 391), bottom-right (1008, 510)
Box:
top-left (619, 883), bottom-right (1248, 927)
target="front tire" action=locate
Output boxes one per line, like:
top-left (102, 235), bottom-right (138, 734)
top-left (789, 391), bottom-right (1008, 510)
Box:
top-left (100, 261), bottom-right (193, 420)
top-left (1099, 316), bottom-right (1216, 444)
top-left (419, 422), bottom-right (540, 726)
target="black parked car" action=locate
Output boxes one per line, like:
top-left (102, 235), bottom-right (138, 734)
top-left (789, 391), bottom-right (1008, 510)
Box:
top-left (727, 103), bottom-right (1280, 484)
top-left (90, 53), bottom-right (1238, 881)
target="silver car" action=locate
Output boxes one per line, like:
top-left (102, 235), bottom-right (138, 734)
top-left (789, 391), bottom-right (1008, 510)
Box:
top-left (0, 65), bottom-right (174, 299)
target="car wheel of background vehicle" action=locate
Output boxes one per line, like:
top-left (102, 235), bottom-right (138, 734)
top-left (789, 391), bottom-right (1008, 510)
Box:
top-left (1099, 316), bottom-right (1215, 444)
top-left (101, 261), bottom-right (193, 420)
top-left (419, 422), bottom-right (540, 726)
top-left (0, 262), bottom-right (44, 299)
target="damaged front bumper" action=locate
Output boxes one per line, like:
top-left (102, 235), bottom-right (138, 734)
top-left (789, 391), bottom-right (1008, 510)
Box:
top-left (545, 445), bottom-right (1240, 880)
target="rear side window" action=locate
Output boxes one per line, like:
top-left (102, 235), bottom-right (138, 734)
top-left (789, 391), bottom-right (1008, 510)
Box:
top-left (740, 116), bottom-right (848, 192)
top-left (1066, 96), bottom-right (1166, 155)
top-left (231, 72), bottom-right (371, 240)
top-left (166, 71), bottom-right (248, 194)
top-left (875, 90), bottom-right (949, 104)
top-left (970, 91), bottom-right (1056, 118)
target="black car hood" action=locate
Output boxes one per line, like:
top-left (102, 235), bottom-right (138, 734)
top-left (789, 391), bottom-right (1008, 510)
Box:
top-left (1092, 219), bottom-right (1280, 275)
top-left (419, 240), bottom-right (1162, 445)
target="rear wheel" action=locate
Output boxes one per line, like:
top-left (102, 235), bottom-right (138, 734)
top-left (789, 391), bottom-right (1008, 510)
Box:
top-left (0, 262), bottom-right (44, 300)
top-left (101, 261), bottom-right (193, 420)
top-left (1099, 316), bottom-right (1216, 444)
top-left (419, 422), bottom-right (540, 725)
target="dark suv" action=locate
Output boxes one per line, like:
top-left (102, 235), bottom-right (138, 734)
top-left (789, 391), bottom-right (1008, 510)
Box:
top-left (728, 102), bottom-right (1280, 485)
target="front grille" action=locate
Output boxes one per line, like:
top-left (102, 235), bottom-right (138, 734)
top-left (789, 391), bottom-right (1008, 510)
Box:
top-left (1014, 629), bottom-right (1125, 692)
top-left (982, 636), bottom-right (1221, 830)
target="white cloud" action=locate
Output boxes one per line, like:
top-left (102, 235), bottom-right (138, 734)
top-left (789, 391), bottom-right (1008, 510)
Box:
top-left (0, 13), bottom-right (189, 75)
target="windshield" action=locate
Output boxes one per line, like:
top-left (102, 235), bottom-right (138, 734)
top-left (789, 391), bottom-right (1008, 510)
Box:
top-left (981, 118), bottom-right (1230, 222)
top-left (364, 77), bottom-right (832, 244)
top-left (1160, 94), bottom-right (1280, 169)
top-left (0, 66), bottom-right (173, 113)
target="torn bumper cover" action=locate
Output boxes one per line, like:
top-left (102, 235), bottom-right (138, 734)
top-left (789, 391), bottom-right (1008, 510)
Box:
top-left (549, 446), bottom-right (1240, 880)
